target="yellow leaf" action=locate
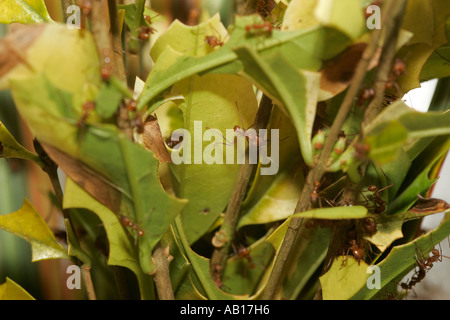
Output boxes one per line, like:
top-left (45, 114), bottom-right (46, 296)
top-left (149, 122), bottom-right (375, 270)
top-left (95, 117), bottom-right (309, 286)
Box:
top-left (0, 199), bottom-right (69, 261)
top-left (0, 278), bottom-right (35, 300)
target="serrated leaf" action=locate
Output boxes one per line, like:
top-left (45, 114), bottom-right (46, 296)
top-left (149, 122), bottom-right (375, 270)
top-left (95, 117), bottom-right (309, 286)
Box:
top-left (0, 120), bottom-right (44, 168)
top-left (137, 14), bottom-right (351, 110)
top-left (0, 199), bottom-right (69, 261)
top-left (234, 46), bottom-right (320, 165)
top-left (351, 212), bottom-right (450, 300)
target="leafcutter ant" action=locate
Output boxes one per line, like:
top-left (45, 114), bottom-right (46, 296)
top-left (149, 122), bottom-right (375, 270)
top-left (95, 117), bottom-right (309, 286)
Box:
top-left (76, 101), bottom-right (96, 127)
top-left (245, 21), bottom-right (275, 37)
top-left (205, 35), bottom-right (224, 48)
top-left (362, 179), bottom-right (392, 214)
top-left (385, 58), bottom-right (406, 92)
top-left (356, 87), bottom-right (375, 106)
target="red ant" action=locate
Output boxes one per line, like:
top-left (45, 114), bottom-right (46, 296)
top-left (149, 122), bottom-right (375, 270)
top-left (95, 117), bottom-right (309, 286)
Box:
top-left (138, 26), bottom-right (156, 40)
top-left (100, 48), bottom-right (112, 81)
top-left (126, 99), bottom-right (137, 112)
top-left (76, 101), bottom-right (96, 127)
top-left (205, 35), bottom-right (224, 48)
top-left (76, 0), bottom-right (92, 29)
top-left (310, 180), bottom-right (322, 204)
top-left (385, 58), bottom-right (406, 91)
top-left (245, 21), bottom-right (274, 36)
top-left (234, 244), bottom-right (255, 269)
top-left (366, 182), bottom-right (392, 214)
top-left (119, 215), bottom-right (145, 237)
top-left (361, 217), bottom-right (377, 235)
top-left (354, 142), bottom-right (370, 161)
top-left (356, 87), bottom-right (375, 106)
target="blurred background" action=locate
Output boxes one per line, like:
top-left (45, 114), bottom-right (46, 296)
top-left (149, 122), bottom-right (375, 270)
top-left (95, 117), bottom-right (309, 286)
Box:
top-left (0, 0), bottom-right (449, 300)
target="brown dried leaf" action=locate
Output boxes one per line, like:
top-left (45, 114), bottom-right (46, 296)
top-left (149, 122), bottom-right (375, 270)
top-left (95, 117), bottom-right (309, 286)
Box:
top-left (320, 43), bottom-right (367, 96)
top-left (40, 142), bottom-right (121, 214)
top-left (142, 115), bottom-right (172, 163)
top-left (408, 195), bottom-right (450, 214)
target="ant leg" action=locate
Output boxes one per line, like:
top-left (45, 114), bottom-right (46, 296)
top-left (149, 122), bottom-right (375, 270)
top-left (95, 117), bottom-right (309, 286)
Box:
top-left (205, 126), bottom-right (236, 146)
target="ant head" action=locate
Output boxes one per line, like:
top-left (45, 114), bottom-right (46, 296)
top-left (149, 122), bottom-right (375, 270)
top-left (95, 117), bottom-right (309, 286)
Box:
top-left (368, 185), bottom-right (378, 192)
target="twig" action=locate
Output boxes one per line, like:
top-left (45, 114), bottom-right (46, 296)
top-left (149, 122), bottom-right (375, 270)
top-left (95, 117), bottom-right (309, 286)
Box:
top-left (151, 242), bottom-right (175, 300)
top-left (81, 265), bottom-right (97, 300)
top-left (362, 0), bottom-right (408, 127)
top-left (261, 0), bottom-right (401, 300)
top-left (210, 95), bottom-right (273, 286)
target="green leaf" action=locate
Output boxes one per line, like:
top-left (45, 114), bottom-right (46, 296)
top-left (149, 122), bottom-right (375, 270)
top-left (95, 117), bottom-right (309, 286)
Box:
top-left (0, 199), bottom-right (69, 261)
top-left (63, 178), bottom-right (155, 298)
top-left (0, 0), bottom-right (53, 24)
top-left (0, 120), bottom-right (45, 168)
top-left (234, 46), bottom-right (320, 165)
top-left (222, 240), bottom-right (275, 296)
top-left (314, 0), bottom-right (365, 40)
top-left (169, 73), bottom-right (257, 244)
top-left (0, 278), bottom-right (35, 300)
top-left (173, 216), bottom-right (244, 300)
top-left (94, 81), bottom-right (125, 119)
top-left (320, 256), bottom-right (370, 300)
top-left (137, 14), bottom-right (351, 110)
top-left (293, 205), bottom-right (369, 220)
top-left (351, 212), bottom-right (450, 300)
top-left (9, 73), bottom-right (187, 275)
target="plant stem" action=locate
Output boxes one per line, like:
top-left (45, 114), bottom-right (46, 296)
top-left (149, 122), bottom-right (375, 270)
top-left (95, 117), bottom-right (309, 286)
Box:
top-left (81, 264), bottom-right (97, 300)
top-left (261, 0), bottom-right (400, 299)
top-left (152, 242), bottom-right (175, 300)
top-left (210, 95), bottom-right (273, 286)
top-left (362, 0), bottom-right (408, 128)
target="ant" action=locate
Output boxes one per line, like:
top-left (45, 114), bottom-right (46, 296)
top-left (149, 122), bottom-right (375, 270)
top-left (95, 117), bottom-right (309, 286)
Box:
top-left (356, 87), bottom-right (375, 106)
top-left (360, 217), bottom-right (377, 235)
top-left (119, 214), bottom-right (145, 237)
top-left (245, 21), bottom-right (275, 36)
top-left (365, 182), bottom-right (392, 214)
top-left (76, 101), bottom-right (96, 127)
top-left (416, 242), bottom-right (450, 270)
top-left (207, 102), bottom-right (265, 148)
top-left (385, 58), bottom-right (406, 91)
top-left (76, 0), bottom-right (92, 29)
top-left (346, 239), bottom-right (365, 265)
top-left (354, 142), bottom-right (370, 161)
top-left (138, 26), bottom-right (156, 40)
top-left (310, 180), bottom-right (322, 204)
top-left (125, 99), bottom-right (137, 112)
top-left (205, 35), bottom-right (224, 48)
top-left (100, 48), bottom-right (112, 81)
top-left (233, 244), bottom-right (256, 269)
